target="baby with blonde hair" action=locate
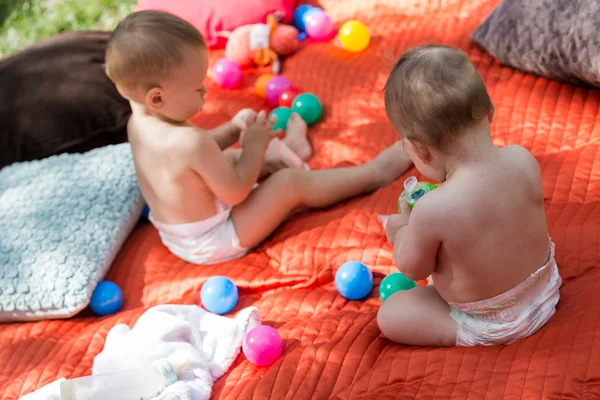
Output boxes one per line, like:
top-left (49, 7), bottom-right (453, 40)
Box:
top-left (106, 11), bottom-right (413, 265)
top-left (379, 44), bottom-right (561, 347)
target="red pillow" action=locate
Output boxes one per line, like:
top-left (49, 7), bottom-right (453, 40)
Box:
top-left (135, 0), bottom-right (297, 48)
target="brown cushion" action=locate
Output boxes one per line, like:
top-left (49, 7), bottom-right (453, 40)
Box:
top-left (0, 31), bottom-right (131, 169)
top-left (471, 0), bottom-right (600, 88)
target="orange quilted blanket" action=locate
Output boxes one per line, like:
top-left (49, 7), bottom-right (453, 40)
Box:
top-left (3, 0), bottom-right (600, 398)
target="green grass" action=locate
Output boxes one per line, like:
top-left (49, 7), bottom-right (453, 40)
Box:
top-left (0, 0), bottom-right (136, 56)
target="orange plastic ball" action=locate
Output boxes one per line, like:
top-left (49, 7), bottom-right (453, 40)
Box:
top-left (255, 74), bottom-right (274, 98)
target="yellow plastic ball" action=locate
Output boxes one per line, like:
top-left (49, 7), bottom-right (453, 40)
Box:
top-left (255, 74), bottom-right (274, 98)
top-left (338, 20), bottom-right (370, 53)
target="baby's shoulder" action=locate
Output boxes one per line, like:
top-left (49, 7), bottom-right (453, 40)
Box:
top-left (412, 186), bottom-right (457, 222)
top-left (499, 144), bottom-right (538, 169)
top-left (169, 124), bottom-right (207, 147)
top-left (498, 145), bottom-right (542, 187)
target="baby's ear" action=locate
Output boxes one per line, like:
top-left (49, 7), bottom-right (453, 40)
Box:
top-left (145, 87), bottom-right (164, 110)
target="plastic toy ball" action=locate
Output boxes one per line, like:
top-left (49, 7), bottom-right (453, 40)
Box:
top-left (269, 107), bottom-right (293, 131)
top-left (379, 272), bottom-right (417, 302)
top-left (265, 76), bottom-right (292, 106)
top-left (292, 93), bottom-right (322, 125)
top-left (200, 276), bottom-right (239, 314)
top-left (213, 58), bottom-right (242, 89)
top-left (278, 87), bottom-right (300, 108)
top-left (304, 8), bottom-right (334, 41)
top-left (140, 204), bottom-right (150, 221)
top-left (255, 73), bottom-right (274, 98)
top-left (335, 261), bottom-right (373, 300)
top-left (90, 281), bottom-right (123, 316)
top-left (243, 325), bottom-right (284, 367)
top-left (338, 20), bottom-right (371, 53)
top-left (293, 4), bottom-right (314, 32)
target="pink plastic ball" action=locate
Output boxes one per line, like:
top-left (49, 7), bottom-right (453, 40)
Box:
top-left (242, 325), bottom-right (283, 367)
top-left (213, 58), bottom-right (242, 89)
top-left (304, 9), bottom-right (334, 41)
top-left (265, 76), bottom-right (292, 106)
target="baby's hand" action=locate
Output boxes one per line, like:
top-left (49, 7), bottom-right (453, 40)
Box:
top-left (240, 111), bottom-right (277, 150)
top-left (232, 108), bottom-right (258, 131)
top-left (385, 199), bottom-right (411, 244)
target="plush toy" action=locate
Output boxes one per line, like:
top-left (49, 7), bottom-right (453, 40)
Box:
top-left (225, 12), bottom-right (300, 73)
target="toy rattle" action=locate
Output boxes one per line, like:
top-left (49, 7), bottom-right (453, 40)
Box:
top-left (398, 176), bottom-right (439, 213)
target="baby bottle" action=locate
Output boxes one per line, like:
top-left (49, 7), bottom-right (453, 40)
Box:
top-left (398, 176), bottom-right (439, 213)
top-left (60, 358), bottom-right (177, 400)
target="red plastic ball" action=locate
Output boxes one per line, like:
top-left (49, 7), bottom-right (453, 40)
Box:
top-left (278, 87), bottom-right (300, 108)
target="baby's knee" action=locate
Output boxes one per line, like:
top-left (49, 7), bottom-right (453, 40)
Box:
top-left (272, 168), bottom-right (309, 192)
top-left (377, 297), bottom-right (402, 341)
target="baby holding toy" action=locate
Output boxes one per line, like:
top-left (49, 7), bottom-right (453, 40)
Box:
top-left (105, 11), bottom-right (413, 265)
top-left (378, 44), bottom-right (561, 347)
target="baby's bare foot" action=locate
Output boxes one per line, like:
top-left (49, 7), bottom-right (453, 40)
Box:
top-left (369, 141), bottom-right (414, 189)
top-left (283, 113), bottom-right (312, 161)
top-left (260, 138), bottom-right (310, 178)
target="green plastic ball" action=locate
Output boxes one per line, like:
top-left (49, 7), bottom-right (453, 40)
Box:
top-left (292, 93), bottom-right (322, 125)
top-left (379, 272), bottom-right (416, 302)
top-left (269, 107), bottom-right (293, 131)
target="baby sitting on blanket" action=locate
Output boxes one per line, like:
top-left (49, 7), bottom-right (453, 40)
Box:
top-left (104, 11), bottom-right (413, 265)
top-left (378, 44), bottom-right (561, 347)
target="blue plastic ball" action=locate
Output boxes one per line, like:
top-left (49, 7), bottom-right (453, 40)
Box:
top-left (200, 276), bottom-right (239, 314)
top-left (293, 4), bottom-right (314, 32)
top-left (90, 281), bottom-right (123, 316)
top-left (335, 261), bottom-right (373, 300)
top-left (140, 204), bottom-right (150, 220)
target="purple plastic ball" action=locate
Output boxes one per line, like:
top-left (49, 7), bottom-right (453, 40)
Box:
top-left (265, 76), bottom-right (292, 106)
top-left (213, 58), bottom-right (242, 89)
top-left (304, 8), bottom-right (334, 41)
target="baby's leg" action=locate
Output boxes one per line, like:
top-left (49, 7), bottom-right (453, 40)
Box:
top-left (231, 142), bottom-right (412, 248)
top-left (223, 140), bottom-right (308, 179)
top-left (377, 286), bottom-right (457, 346)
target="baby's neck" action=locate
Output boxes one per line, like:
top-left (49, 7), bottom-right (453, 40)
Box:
top-left (442, 123), bottom-right (497, 180)
top-left (129, 101), bottom-right (188, 126)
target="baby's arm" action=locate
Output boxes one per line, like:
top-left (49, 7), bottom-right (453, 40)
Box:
top-left (209, 109), bottom-right (258, 150)
top-left (389, 198), bottom-right (441, 281)
top-left (209, 121), bottom-right (241, 150)
top-left (191, 113), bottom-right (275, 206)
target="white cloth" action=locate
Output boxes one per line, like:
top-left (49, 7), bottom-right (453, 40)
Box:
top-left (20, 305), bottom-right (261, 400)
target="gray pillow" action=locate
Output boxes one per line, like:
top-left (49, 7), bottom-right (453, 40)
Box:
top-left (0, 143), bottom-right (143, 321)
top-left (471, 0), bottom-right (600, 87)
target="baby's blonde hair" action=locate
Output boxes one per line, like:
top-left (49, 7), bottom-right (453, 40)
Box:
top-left (385, 44), bottom-right (494, 149)
top-left (105, 10), bottom-right (206, 91)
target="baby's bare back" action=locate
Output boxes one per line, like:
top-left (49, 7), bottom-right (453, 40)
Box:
top-left (128, 114), bottom-right (218, 224)
top-left (431, 145), bottom-right (550, 304)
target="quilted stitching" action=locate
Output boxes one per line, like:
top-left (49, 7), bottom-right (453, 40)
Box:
top-left (3, 0), bottom-right (600, 398)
